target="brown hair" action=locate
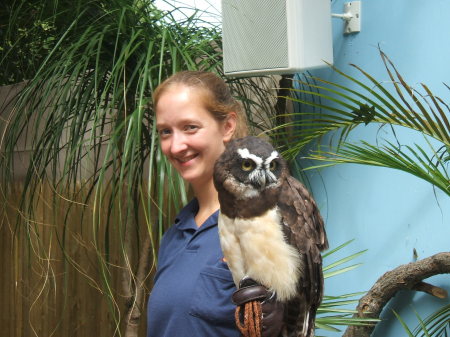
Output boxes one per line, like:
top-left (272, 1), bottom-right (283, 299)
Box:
top-left (153, 71), bottom-right (248, 139)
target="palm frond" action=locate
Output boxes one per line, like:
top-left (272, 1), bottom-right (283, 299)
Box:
top-left (396, 305), bottom-right (450, 337)
top-left (316, 240), bottom-right (378, 332)
top-left (276, 51), bottom-right (450, 163)
top-left (307, 139), bottom-right (450, 196)
top-left (413, 304), bottom-right (450, 337)
top-left (273, 50), bottom-right (450, 201)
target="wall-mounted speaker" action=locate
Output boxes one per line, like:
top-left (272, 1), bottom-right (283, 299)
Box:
top-left (222, 0), bottom-right (333, 77)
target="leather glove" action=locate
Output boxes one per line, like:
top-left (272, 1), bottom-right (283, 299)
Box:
top-left (232, 278), bottom-right (284, 337)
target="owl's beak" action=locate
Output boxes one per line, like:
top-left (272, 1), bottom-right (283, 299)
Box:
top-left (250, 168), bottom-right (277, 189)
top-left (250, 168), bottom-right (266, 189)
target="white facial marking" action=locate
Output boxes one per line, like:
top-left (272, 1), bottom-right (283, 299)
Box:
top-left (264, 151), bottom-right (279, 185)
top-left (249, 168), bottom-right (266, 186)
top-left (265, 171), bottom-right (277, 185)
top-left (237, 148), bottom-right (263, 167)
top-left (238, 148), bottom-right (266, 187)
top-left (264, 151), bottom-right (279, 167)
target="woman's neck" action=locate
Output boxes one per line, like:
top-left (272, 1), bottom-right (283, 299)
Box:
top-left (192, 179), bottom-right (220, 227)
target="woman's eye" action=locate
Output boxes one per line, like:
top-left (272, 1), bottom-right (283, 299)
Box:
top-left (185, 125), bottom-right (198, 132)
top-left (269, 160), bottom-right (277, 171)
top-left (241, 159), bottom-right (255, 171)
top-left (159, 129), bottom-right (171, 137)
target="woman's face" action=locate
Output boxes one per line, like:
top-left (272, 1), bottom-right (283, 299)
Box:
top-left (156, 85), bottom-right (235, 187)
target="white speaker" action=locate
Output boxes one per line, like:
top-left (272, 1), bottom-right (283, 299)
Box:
top-left (222, 0), bottom-right (333, 77)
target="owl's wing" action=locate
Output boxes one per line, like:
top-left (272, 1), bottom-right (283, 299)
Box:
top-left (277, 175), bottom-right (328, 337)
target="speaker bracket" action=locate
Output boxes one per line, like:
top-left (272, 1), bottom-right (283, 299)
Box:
top-left (332, 1), bottom-right (361, 34)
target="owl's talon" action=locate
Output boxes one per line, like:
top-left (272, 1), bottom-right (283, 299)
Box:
top-left (239, 276), bottom-right (259, 288)
top-left (264, 290), bottom-right (276, 303)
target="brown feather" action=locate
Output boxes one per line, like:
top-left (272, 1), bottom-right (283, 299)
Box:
top-left (278, 175), bottom-right (328, 337)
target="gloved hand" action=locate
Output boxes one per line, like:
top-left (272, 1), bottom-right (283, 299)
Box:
top-left (232, 278), bottom-right (284, 337)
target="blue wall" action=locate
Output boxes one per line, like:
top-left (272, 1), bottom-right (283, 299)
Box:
top-left (305, 0), bottom-right (450, 336)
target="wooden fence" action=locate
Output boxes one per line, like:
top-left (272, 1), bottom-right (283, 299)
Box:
top-left (0, 182), bottom-right (151, 337)
top-left (0, 82), bottom-right (157, 337)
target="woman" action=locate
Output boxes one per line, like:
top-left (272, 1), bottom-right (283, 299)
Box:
top-left (147, 71), bottom-right (282, 337)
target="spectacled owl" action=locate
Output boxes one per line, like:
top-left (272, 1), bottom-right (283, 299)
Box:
top-left (213, 136), bottom-right (328, 337)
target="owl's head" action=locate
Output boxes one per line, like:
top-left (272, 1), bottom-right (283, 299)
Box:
top-left (214, 136), bottom-right (287, 200)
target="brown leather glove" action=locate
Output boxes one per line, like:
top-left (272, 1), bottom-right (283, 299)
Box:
top-left (232, 278), bottom-right (284, 337)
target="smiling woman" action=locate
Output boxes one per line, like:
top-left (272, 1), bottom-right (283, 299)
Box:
top-left (0, 1), bottom-right (239, 336)
top-left (147, 71), bottom-right (288, 337)
top-left (147, 70), bottom-right (245, 337)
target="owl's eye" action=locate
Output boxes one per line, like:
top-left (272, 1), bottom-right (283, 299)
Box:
top-left (241, 159), bottom-right (255, 171)
top-left (269, 160), bottom-right (277, 171)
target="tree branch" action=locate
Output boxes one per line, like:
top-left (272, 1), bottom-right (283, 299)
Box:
top-left (412, 281), bottom-right (448, 299)
top-left (343, 252), bottom-right (450, 337)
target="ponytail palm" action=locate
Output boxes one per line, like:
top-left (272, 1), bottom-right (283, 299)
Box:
top-left (0, 1), bottom-right (257, 335)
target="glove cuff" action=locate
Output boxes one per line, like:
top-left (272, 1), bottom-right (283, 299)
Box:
top-left (232, 277), bottom-right (269, 305)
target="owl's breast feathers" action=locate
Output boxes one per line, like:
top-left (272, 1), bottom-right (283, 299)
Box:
top-left (218, 207), bottom-right (302, 302)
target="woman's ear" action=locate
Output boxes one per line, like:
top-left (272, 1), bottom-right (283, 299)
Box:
top-left (222, 112), bottom-right (237, 142)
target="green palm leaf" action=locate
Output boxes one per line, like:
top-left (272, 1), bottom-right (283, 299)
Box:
top-left (277, 51), bottom-right (450, 163)
top-left (307, 140), bottom-right (450, 196)
top-left (315, 240), bottom-right (378, 332)
top-left (276, 50), bottom-right (450, 197)
top-left (413, 304), bottom-right (450, 337)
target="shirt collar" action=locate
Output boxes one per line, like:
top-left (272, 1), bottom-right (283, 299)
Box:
top-left (175, 198), bottom-right (219, 232)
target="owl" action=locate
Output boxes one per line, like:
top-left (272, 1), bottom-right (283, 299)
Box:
top-left (213, 136), bottom-right (328, 337)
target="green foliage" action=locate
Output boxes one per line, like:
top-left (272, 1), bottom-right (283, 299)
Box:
top-left (1, 0), bottom-right (86, 84)
top-left (395, 305), bottom-right (450, 337)
top-left (317, 240), bottom-right (379, 333)
top-left (413, 304), bottom-right (450, 337)
top-left (275, 50), bottom-right (450, 336)
top-left (276, 50), bottom-right (450, 197)
top-left (0, 0), bottom-right (225, 333)
top-left (0, 1), bottom-right (281, 334)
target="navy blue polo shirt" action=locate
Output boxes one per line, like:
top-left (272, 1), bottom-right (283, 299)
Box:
top-left (147, 199), bottom-right (239, 337)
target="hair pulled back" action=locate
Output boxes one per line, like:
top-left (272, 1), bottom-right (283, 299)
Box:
top-left (153, 71), bottom-right (248, 139)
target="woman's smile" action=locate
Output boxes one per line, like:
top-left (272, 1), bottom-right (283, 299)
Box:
top-left (174, 153), bottom-right (198, 165)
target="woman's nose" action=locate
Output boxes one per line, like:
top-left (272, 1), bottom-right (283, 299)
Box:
top-left (169, 132), bottom-right (188, 155)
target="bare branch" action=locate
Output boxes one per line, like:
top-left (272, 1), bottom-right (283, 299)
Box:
top-left (412, 281), bottom-right (448, 299)
top-left (343, 252), bottom-right (450, 337)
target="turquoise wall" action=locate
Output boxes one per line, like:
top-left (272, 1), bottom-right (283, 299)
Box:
top-left (305, 0), bottom-right (450, 335)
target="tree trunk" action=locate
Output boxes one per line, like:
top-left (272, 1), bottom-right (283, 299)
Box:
top-left (124, 234), bottom-right (152, 337)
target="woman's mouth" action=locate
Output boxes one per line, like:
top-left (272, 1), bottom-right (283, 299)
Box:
top-left (175, 154), bottom-right (198, 165)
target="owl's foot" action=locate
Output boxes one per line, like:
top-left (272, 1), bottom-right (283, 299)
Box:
top-left (232, 277), bottom-right (285, 337)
